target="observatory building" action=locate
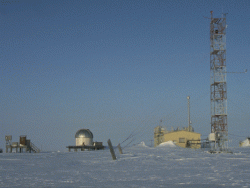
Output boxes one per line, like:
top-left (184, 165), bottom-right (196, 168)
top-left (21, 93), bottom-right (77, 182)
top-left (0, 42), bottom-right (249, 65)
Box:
top-left (75, 129), bottom-right (93, 146)
top-left (154, 126), bottom-right (201, 149)
top-left (66, 129), bottom-right (104, 151)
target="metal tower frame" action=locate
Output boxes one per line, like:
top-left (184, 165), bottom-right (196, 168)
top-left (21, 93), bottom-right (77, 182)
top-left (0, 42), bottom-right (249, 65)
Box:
top-left (210, 11), bottom-right (228, 150)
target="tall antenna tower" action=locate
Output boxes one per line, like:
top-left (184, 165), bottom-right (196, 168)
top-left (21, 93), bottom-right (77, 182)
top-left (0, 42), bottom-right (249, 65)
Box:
top-left (210, 11), bottom-right (228, 150)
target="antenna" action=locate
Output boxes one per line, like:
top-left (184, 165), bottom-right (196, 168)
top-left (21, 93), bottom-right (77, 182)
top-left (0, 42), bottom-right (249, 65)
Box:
top-left (224, 69), bottom-right (247, 74)
top-left (187, 96), bottom-right (191, 131)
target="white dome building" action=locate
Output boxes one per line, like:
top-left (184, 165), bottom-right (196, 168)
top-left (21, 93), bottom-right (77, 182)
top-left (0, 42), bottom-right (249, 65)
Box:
top-left (75, 129), bottom-right (93, 146)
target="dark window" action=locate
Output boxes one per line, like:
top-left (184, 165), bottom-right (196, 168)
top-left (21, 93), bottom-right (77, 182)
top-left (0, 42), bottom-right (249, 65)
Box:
top-left (179, 138), bottom-right (185, 143)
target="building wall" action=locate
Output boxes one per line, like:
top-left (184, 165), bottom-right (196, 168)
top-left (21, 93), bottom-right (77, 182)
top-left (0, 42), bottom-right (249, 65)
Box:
top-left (154, 126), bottom-right (165, 147)
top-left (76, 138), bottom-right (93, 146)
top-left (155, 130), bottom-right (201, 149)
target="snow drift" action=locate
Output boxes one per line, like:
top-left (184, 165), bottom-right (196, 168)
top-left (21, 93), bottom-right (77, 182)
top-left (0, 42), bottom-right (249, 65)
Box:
top-left (157, 141), bottom-right (176, 147)
top-left (135, 141), bottom-right (149, 147)
top-left (241, 138), bottom-right (250, 147)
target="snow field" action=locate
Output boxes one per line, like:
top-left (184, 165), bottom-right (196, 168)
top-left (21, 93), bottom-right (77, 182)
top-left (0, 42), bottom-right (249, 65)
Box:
top-left (0, 143), bottom-right (250, 187)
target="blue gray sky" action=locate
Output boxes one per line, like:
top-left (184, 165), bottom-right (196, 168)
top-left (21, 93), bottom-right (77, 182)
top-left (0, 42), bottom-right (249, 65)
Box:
top-left (1, 0), bottom-right (249, 151)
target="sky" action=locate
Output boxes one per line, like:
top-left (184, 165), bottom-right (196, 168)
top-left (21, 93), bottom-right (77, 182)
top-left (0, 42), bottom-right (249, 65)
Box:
top-left (0, 0), bottom-right (249, 151)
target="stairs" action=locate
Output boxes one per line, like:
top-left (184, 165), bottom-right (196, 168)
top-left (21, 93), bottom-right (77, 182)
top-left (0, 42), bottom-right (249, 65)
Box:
top-left (28, 142), bottom-right (40, 153)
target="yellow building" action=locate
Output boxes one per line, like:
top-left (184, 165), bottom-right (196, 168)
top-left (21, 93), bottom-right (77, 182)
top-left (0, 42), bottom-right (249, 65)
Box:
top-left (154, 126), bottom-right (201, 149)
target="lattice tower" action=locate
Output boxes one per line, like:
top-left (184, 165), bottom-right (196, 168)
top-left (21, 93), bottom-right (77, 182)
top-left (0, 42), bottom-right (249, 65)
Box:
top-left (210, 11), bottom-right (228, 150)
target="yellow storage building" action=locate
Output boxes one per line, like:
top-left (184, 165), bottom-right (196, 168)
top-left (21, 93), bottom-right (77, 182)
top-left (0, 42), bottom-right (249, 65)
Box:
top-left (154, 126), bottom-right (201, 149)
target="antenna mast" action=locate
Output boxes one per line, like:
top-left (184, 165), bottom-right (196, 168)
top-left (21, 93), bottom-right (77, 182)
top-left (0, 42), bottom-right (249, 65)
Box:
top-left (210, 11), bottom-right (228, 150)
top-left (187, 96), bottom-right (191, 131)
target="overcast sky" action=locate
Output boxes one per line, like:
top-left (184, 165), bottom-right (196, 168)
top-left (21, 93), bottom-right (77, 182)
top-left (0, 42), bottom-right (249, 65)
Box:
top-left (1, 0), bottom-right (249, 151)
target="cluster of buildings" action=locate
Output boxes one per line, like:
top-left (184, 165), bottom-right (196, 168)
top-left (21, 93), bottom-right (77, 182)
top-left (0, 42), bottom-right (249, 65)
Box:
top-left (3, 129), bottom-right (104, 153)
top-left (3, 127), bottom-right (249, 153)
top-left (5, 135), bottom-right (40, 153)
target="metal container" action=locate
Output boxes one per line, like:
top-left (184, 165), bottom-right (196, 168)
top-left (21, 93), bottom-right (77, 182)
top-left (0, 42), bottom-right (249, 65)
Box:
top-left (20, 136), bottom-right (27, 146)
top-left (94, 142), bottom-right (103, 146)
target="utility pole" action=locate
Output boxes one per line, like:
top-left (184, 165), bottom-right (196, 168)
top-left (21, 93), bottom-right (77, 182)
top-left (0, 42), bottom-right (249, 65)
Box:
top-left (187, 96), bottom-right (191, 131)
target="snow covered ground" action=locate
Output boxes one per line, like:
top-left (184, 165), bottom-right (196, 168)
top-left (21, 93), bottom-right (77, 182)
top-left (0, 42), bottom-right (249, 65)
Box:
top-left (0, 143), bottom-right (250, 188)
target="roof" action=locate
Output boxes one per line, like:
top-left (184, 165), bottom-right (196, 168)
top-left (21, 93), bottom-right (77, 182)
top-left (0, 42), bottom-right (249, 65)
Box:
top-left (165, 130), bottom-right (201, 136)
top-left (75, 129), bottom-right (93, 138)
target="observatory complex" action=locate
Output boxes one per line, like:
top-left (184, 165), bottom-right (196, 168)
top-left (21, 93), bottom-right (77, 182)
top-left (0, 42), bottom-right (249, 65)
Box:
top-left (66, 129), bottom-right (104, 151)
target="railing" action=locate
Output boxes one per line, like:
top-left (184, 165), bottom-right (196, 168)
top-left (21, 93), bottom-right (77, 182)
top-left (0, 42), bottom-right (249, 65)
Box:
top-left (29, 142), bottom-right (40, 153)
